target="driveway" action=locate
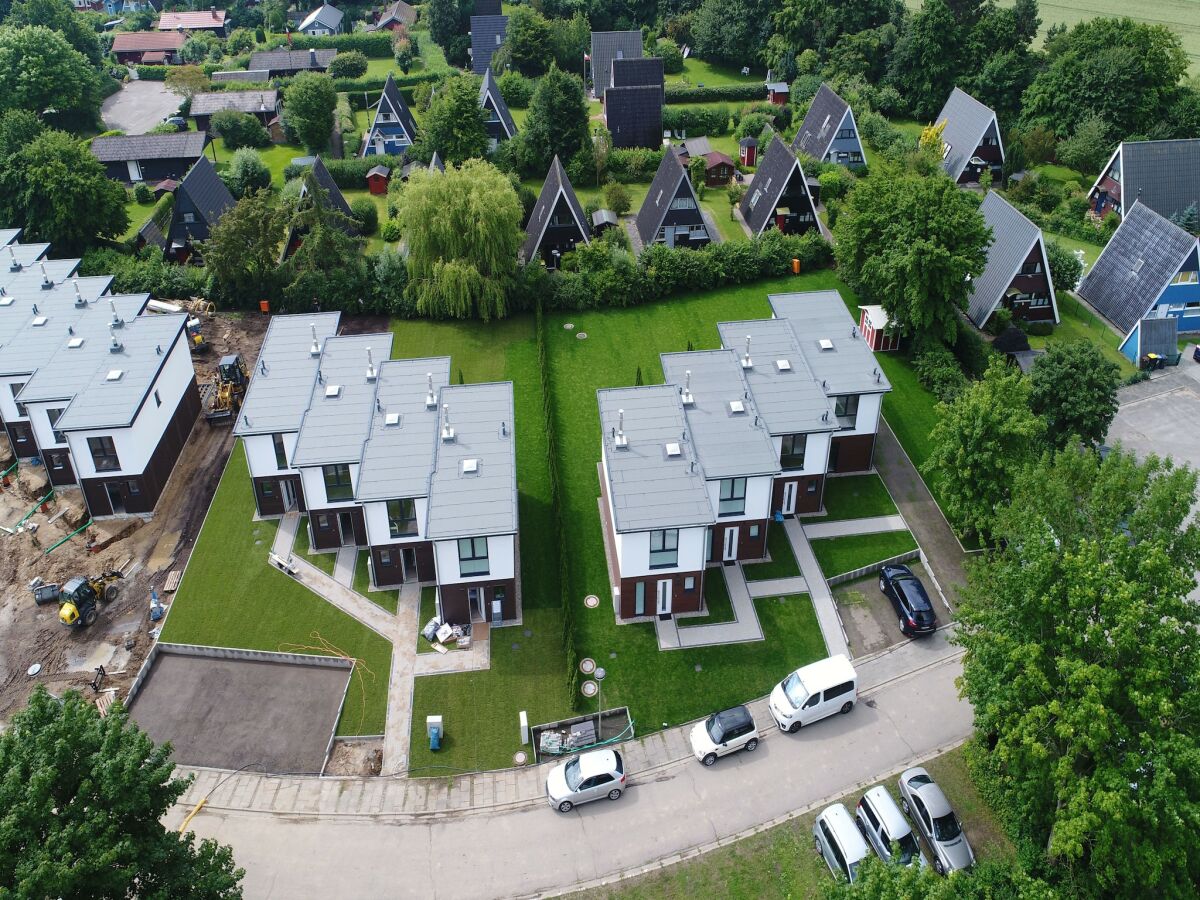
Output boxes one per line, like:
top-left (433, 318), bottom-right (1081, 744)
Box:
top-left (101, 81), bottom-right (180, 135)
top-left (168, 648), bottom-right (970, 897)
top-left (833, 561), bottom-right (953, 657)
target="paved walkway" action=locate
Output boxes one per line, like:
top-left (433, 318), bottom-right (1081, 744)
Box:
top-left (803, 514), bottom-right (907, 539)
top-left (785, 518), bottom-right (850, 658)
top-left (381, 581), bottom-right (419, 775)
top-left (745, 574), bottom-right (808, 598)
top-left (332, 547), bottom-right (355, 588)
top-left (873, 421), bottom-right (968, 606)
top-left (656, 565), bottom-right (764, 649)
top-left (168, 646), bottom-right (969, 898)
top-left (413, 623), bottom-right (492, 675)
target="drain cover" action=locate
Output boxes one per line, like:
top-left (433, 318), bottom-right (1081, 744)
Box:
top-left (524, 629), bottom-right (532, 637)
top-left (27, 663), bottom-right (41, 677)
top-left (694, 664), bottom-right (702, 672)
top-left (563, 323), bottom-right (575, 330)
top-left (514, 751), bottom-right (528, 766)
top-left (579, 657), bottom-right (596, 674)
top-left (576, 332), bottom-right (587, 340)
top-left (584, 594), bottom-right (600, 608)
top-left (581, 680), bottom-right (598, 697)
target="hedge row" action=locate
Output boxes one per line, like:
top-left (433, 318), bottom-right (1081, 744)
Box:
top-left (664, 83), bottom-right (763, 105)
top-left (134, 65), bottom-right (167, 81)
top-left (264, 31), bottom-right (394, 59)
top-left (661, 104), bottom-right (731, 137)
top-left (282, 154), bottom-right (407, 187)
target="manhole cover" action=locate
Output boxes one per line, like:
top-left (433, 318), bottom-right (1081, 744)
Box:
top-left (524, 628), bottom-right (532, 637)
top-left (584, 594), bottom-right (600, 608)
top-left (254, 539), bottom-right (262, 545)
top-left (579, 657), bottom-right (596, 674)
top-left (563, 323), bottom-right (575, 330)
top-left (27, 663), bottom-right (41, 677)
top-left (511, 643), bottom-right (521, 651)
top-left (694, 664), bottom-right (703, 672)
top-left (576, 332), bottom-right (587, 340)
top-left (581, 680), bottom-right (598, 697)
top-left (609, 652), bottom-right (617, 659)
top-left (514, 750), bottom-right (528, 766)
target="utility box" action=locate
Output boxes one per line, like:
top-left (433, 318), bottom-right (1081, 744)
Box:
top-left (427, 715), bottom-right (443, 752)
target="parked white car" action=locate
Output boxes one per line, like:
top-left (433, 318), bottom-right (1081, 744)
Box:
top-left (689, 705), bottom-right (760, 766)
top-left (813, 803), bottom-right (872, 883)
top-left (769, 654), bottom-right (858, 732)
top-left (546, 749), bottom-right (626, 813)
top-left (855, 785), bottom-right (928, 868)
top-left (897, 767), bottom-right (975, 874)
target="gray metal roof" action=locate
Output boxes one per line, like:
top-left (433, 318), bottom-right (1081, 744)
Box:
top-left (521, 156), bottom-right (589, 264)
top-left (425, 381), bottom-right (517, 539)
top-left (299, 2), bottom-right (343, 31)
top-left (678, 136), bottom-right (712, 157)
top-left (598, 385), bottom-right (712, 533)
top-left (1138, 316), bottom-right (1179, 357)
top-left (291, 333), bottom-right (394, 467)
top-left (934, 87), bottom-right (998, 182)
top-left (479, 67), bottom-right (517, 139)
top-left (0, 242), bottom-right (50, 268)
top-left (368, 0), bottom-right (417, 30)
top-left (0, 229), bottom-right (20, 246)
top-left (768, 291), bottom-right (892, 396)
top-left (0, 276), bottom-right (113, 352)
top-left (0, 294), bottom-right (147, 378)
top-left (234, 312), bottom-right (341, 436)
top-left (967, 191), bottom-right (1048, 328)
top-left (248, 49), bottom-right (337, 72)
top-left (190, 90), bottom-right (277, 116)
top-left (17, 295), bottom-right (151, 404)
top-left (660, 350), bottom-right (779, 480)
top-left (1077, 201), bottom-right (1199, 335)
top-left (90, 131), bottom-right (207, 163)
top-left (791, 82), bottom-right (850, 160)
top-left (715, 319), bottom-right (837, 435)
top-left (470, 15), bottom-right (507, 75)
top-left (0, 258), bottom-right (82, 294)
top-left (355, 357), bottom-right (450, 502)
top-left (211, 69), bottom-right (271, 83)
top-left (590, 31), bottom-right (642, 98)
top-left (1113, 140), bottom-right (1200, 222)
top-left (55, 314), bottom-right (187, 431)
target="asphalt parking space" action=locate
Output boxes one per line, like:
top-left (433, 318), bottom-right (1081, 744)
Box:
top-left (833, 561), bottom-right (951, 657)
top-left (101, 81), bottom-right (181, 135)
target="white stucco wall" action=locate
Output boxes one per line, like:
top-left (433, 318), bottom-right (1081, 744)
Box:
top-left (299, 462), bottom-right (360, 509)
top-left (769, 430), bottom-right (832, 477)
top-left (363, 496), bottom-right (430, 546)
top-left (434, 533), bottom-right (516, 585)
top-left (838, 392), bottom-right (882, 439)
top-left (705, 473), bottom-right (772, 521)
top-left (243, 431), bottom-right (300, 480)
top-left (616, 525), bottom-right (708, 578)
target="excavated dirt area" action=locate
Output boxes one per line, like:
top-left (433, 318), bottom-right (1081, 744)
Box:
top-left (0, 312), bottom-right (269, 725)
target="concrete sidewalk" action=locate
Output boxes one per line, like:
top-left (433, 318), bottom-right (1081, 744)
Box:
top-left (332, 547), bottom-right (355, 588)
top-left (381, 581), bottom-right (419, 775)
top-left (664, 565), bottom-right (764, 648)
top-left (803, 514), bottom-right (907, 539)
top-left (745, 575), bottom-right (808, 598)
top-left (168, 652), bottom-right (969, 898)
top-left (785, 518), bottom-right (849, 658)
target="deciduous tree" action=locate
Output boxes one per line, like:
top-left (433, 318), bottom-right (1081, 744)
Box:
top-left (501, 6), bottom-right (552, 76)
top-left (1028, 340), bottom-right (1120, 448)
top-left (284, 71), bottom-right (337, 152)
top-left (165, 65), bottom-right (210, 102)
top-left (924, 358), bottom-right (1044, 539)
top-left (8, 0), bottom-right (102, 66)
top-left (1055, 113), bottom-right (1112, 176)
top-left (221, 147), bottom-right (271, 198)
top-left (0, 687), bottom-right (243, 897)
top-left (393, 160), bottom-right (522, 320)
top-left (419, 74), bottom-right (488, 166)
top-left (202, 187), bottom-right (289, 303)
top-left (425, 0), bottom-right (460, 49)
top-left (518, 64), bottom-right (588, 174)
top-left (0, 24), bottom-right (99, 120)
top-left (602, 179), bottom-right (630, 216)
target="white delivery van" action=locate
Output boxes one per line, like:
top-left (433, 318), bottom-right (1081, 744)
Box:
top-left (769, 654), bottom-right (858, 732)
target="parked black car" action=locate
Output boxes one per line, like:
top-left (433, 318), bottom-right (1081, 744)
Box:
top-left (878, 564), bottom-right (937, 637)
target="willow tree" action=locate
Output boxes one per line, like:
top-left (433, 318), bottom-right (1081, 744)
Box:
top-left (394, 160), bottom-right (523, 321)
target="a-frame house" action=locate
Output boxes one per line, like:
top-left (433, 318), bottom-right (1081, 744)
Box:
top-left (479, 67), bottom-right (517, 151)
top-left (520, 156), bottom-right (589, 268)
top-left (282, 156), bottom-right (357, 259)
top-left (739, 136), bottom-right (819, 237)
top-left (636, 150), bottom-right (711, 249)
top-left (361, 72), bottom-right (418, 157)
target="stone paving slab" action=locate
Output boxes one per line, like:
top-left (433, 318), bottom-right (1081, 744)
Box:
top-left (803, 514), bottom-right (907, 539)
top-left (333, 547), bottom-right (355, 587)
top-left (787, 518), bottom-right (850, 658)
top-left (745, 575), bottom-right (808, 598)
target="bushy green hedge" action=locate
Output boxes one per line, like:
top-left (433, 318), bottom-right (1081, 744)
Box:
top-left (265, 31), bottom-right (393, 59)
top-left (134, 65), bottom-right (167, 81)
top-left (81, 247), bottom-right (207, 300)
top-left (664, 83), bottom-right (762, 104)
top-left (661, 104), bottom-right (731, 136)
top-left (607, 147), bottom-right (665, 182)
top-left (282, 154), bottom-right (407, 187)
top-left (546, 229), bottom-right (832, 310)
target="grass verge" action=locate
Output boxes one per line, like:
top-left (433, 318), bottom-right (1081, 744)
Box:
top-left (820, 474), bottom-right (899, 521)
top-left (742, 524), bottom-right (801, 582)
top-left (295, 516), bottom-right (336, 576)
top-left (351, 551), bottom-right (399, 614)
top-left (810, 531), bottom-right (918, 579)
top-left (161, 442), bottom-right (393, 735)
top-left (417, 585), bottom-right (438, 654)
top-left (679, 567), bottom-right (737, 627)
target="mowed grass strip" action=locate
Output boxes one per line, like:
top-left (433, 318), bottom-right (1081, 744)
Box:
top-left (810, 531), bottom-right (919, 579)
top-left (820, 474), bottom-right (899, 521)
top-left (295, 516), bottom-right (335, 576)
top-left (352, 551), bottom-right (399, 614)
top-left (161, 442), bottom-right (393, 736)
top-left (678, 567), bottom-right (737, 627)
top-left (742, 524), bottom-right (801, 582)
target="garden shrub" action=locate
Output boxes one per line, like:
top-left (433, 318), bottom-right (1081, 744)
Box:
top-left (210, 109), bottom-right (270, 149)
top-left (350, 197), bottom-right (379, 235)
top-left (264, 31), bottom-right (393, 58)
top-left (497, 70), bottom-right (534, 108)
top-left (953, 319), bottom-right (992, 377)
top-left (734, 112), bottom-right (769, 141)
top-left (656, 39), bottom-right (684, 74)
top-left (661, 104), bottom-right (731, 136)
top-left (328, 50), bottom-right (369, 79)
top-left (134, 65), bottom-right (167, 80)
top-left (283, 155), bottom-right (406, 188)
top-left (133, 183), bottom-right (153, 204)
top-left (817, 167), bottom-right (854, 202)
top-left (664, 83), bottom-right (762, 104)
top-left (1025, 321), bottom-right (1054, 337)
top-left (913, 344), bottom-right (968, 403)
top-left (607, 147), bottom-right (665, 182)
top-left (380, 218), bottom-right (401, 242)
top-left (987, 307), bottom-right (1013, 337)
top-left (80, 247), bottom-right (206, 300)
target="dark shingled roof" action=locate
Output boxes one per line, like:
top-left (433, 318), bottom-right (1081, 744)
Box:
top-left (306, 156), bottom-right (354, 220)
top-left (370, 72), bottom-right (419, 144)
top-left (636, 149), bottom-right (699, 245)
top-left (590, 31), bottom-right (642, 99)
top-left (473, 0), bottom-right (502, 14)
top-left (739, 135), bottom-right (814, 236)
top-left (190, 90), bottom-right (277, 116)
top-left (967, 192), bottom-right (1055, 328)
top-left (605, 85), bottom-right (662, 149)
top-left (90, 131), bottom-right (207, 163)
top-left (521, 156), bottom-right (588, 264)
top-left (470, 15), bottom-right (507, 75)
top-left (175, 156), bottom-right (235, 232)
top-left (368, 0), bottom-right (417, 30)
top-left (934, 87), bottom-right (999, 182)
top-left (479, 67), bottom-right (517, 139)
top-left (791, 82), bottom-right (849, 160)
top-left (1138, 316), bottom-right (1178, 358)
top-left (212, 69), bottom-right (271, 82)
top-left (1077, 201), bottom-right (1198, 335)
top-left (612, 56), bottom-right (663, 99)
top-left (1103, 140), bottom-right (1200, 222)
top-left (248, 49), bottom-right (337, 73)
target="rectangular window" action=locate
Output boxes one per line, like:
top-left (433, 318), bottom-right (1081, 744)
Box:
top-left (836, 128), bottom-right (856, 140)
top-left (316, 514), bottom-right (333, 532)
top-left (88, 435), bottom-right (120, 472)
top-left (684, 576), bottom-right (695, 591)
top-left (47, 407), bottom-right (66, 445)
top-left (649, 528), bottom-right (679, 569)
top-left (807, 480), bottom-right (818, 493)
top-left (749, 524), bottom-right (760, 538)
top-left (322, 463), bottom-right (353, 501)
top-left (780, 433), bottom-right (807, 470)
top-left (719, 477), bottom-right (746, 516)
top-left (386, 498), bottom-right (417, 538)
top-left (10, 382), bottom-right (26, 418)
top-left (669, 196), bottom-right (696, 210)
top-left (634, 581), bottom-right (645, 616)
top-left (48, 452), bottom-right (65, 471)
top-left (380, 549), bottom-right (392, 567)
top-left (182, 212), bottom-right (195, 224)
top-left (272, 433), bottom-right (288, 470)
top-left (1020, 260), bottom-right (1043, 275)
top-left (261, 480), bottom-right (275, 497)
top-left (1030, 295), bottom-right (1050, 308)
top-left (127, 480), bottom-right (140, 495)
top-left (834, 395), bottom-right (859, 429)
top-left (1172, 270), bottom-right (1199, 285)
top-left (457, 537), bottom-right (489, 576)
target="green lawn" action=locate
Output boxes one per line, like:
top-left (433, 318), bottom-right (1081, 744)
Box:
top-left (119, 195), bottom-right (156, 241)
top-left (352, 551), bottom-right (399, 614)
top-left (742, 523), bottom-right (801, 582)
top-left (341, 188), bottom-right (392, 253)
top-left (679, 567), bottom-right (737, 627)
top-left (1043, 230), bottom-right (1104, 268)
top-left (295, 516), bottom-right (336, 575)
top-left (810, 531), bottom-right (918, 579)
top-left (668, 57), bottom-right (762, 88)
top-left (417, 585), bottom-right (438, 653)
top-left (1032, 163), bottom-right (1091, 187)
top-left (890, 118), bottom-right (927, 140)
top-left (160, 443), bottom-right (393, 736)
top-left (583, 742), bottom-right (1012, 899)
top-left (820, 474), bottom-right (899, 521)
top-left (208, 137), bottom-right (304, 187)
top-left (1032, 290), bottom-right (1133, 374)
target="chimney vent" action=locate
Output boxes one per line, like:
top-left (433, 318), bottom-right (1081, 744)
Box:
top-left (309, 322), bottom-right (320, 356)
top-left (614, 408), bottom-right (628, 448)
top-left (109, 299), bottom-right (124, 329)
top-left (40, 261), bottom-right (51, 289)
top-left (259, 358), bottom-right (267, 375)
top-left (73, 279), bottom-right (86, 307)
top-left (109, 327), bottom-right (124, 354)
top-left (741, 334), bottom-right (752, 369)
top-left (440, 403), bottom-right (455, 442)
top-left (365, 346), bottom-right (377, 382)
top-left (425, 372), bottom-right (437, 408)
top-left (7, 246), bottom-right (19, 272)
top-left (680, 369), bottom-right (694, 406)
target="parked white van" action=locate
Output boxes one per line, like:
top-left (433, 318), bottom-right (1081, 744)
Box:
top-left (769, 654), bottom-right (858, 732)
top-left (813, 803), bottom-right (872, 883)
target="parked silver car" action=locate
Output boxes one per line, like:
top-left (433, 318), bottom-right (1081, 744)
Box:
top-left (546, 749), bottom-right (626, 812)
top-left (855, 785), bottom-right (928, 868)
top-left (813, 803), bottom-right (872, 883)
top-left (897, 767), bottom-right (975, 874)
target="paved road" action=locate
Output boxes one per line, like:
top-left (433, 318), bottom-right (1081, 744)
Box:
top-left (101, 81), bottom-right (179, 135)
top-left (169, 651), bottom-right (970, 898)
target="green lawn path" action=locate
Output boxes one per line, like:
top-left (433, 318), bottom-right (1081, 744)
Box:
top-left (678, 567), bottom-right (737, 627)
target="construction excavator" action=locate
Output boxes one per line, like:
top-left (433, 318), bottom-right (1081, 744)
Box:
top-left (31, 571), bottom-right (123, 628)
top-left (203, 354), bottom-right (248, 426)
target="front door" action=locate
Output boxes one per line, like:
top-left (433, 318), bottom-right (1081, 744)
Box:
top-left (338, 511), bottom-right (355, 546)
top-left (401, 547), bottom-right (417, 582)
top-left (126, 160), bottom-right (142, 182)
top-left (106, 483), bottom-right (125, 515)
top-left (281, 479), bottom-right (297, 511)
top-left (782, 481), bottom-right (798, 516)
top-left (656, 579), bottom-right (672, 618)
top-left (468, 587), bottom-right (484, 621)
top-left (723, 526), bottom-right (738, 562)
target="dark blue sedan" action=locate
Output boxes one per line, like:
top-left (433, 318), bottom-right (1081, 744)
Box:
top-left (878, 564), bottom-right (938, 637)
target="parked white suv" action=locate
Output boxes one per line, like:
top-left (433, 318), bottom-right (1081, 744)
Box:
top-left (689, 705), bottom-right (760, 766)
top-left (769, 654), bottom-right (858, 732)
top-left (813, 803), bottom-right (872, 883)
top-left (855, 785), bottom-right (928, 868)
top-left (546, 749), bottom-right (626, 813)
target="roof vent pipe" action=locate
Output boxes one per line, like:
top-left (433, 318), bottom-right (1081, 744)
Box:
top-left (109, 326), bottom-right (123, 354)
top-left (73, 280), bottom-right (85, 307)
top-left (741, 335), bottom-right (752, 369)
top-left (365, 346), bottom-right (377, 381)
top-left (40, 261), bottom-right (51, 289)
top-left (110, 299), bottom-right (124, 329)
top-left (680, 369), bottom-right (694, 405)
top-left (7, 246), bottom-right (19, 272)
top-left (500, 421), bottom-right (507, 437)
top-left (614, 409), bottom-right (628, 448)
top-left (441, 403), bottom-right (455, 442)
top-left (309, 323), bottom-right (320, 357)
top-left (425, 372), bottom-right (437, 409)
top-left (259, 358), bottom-right (267, 375)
